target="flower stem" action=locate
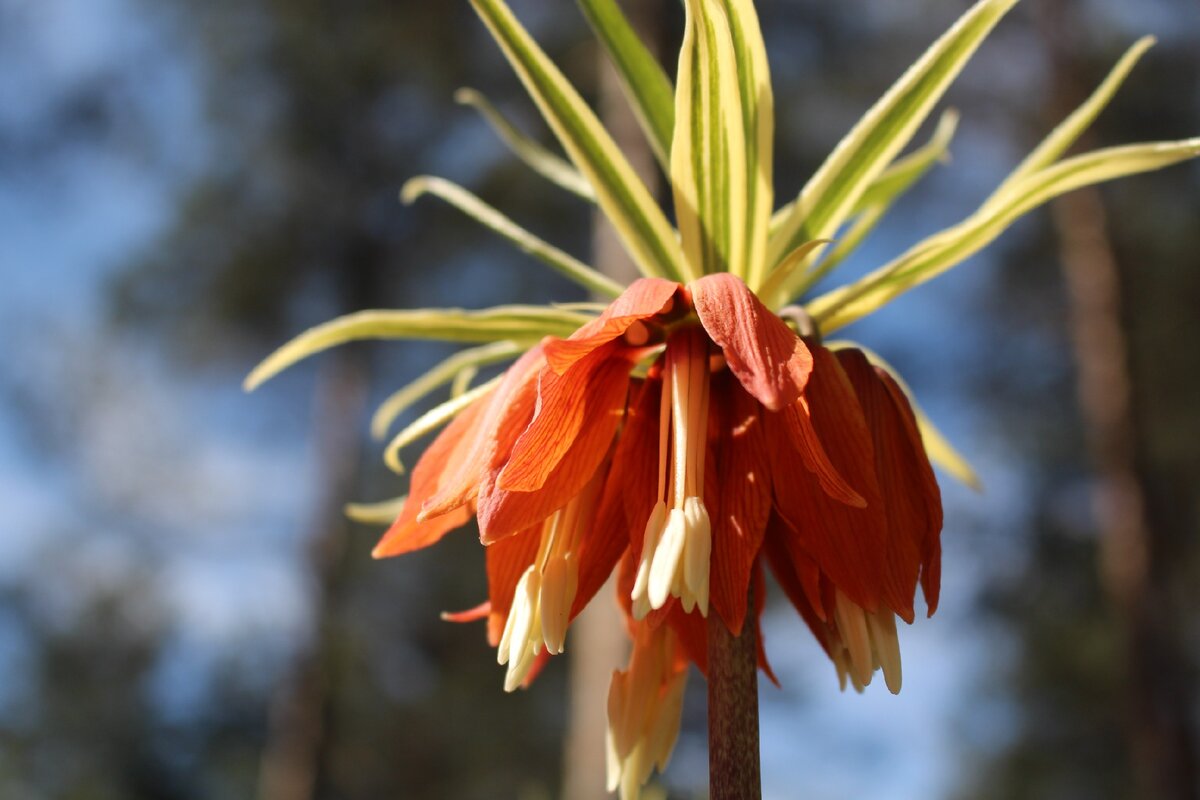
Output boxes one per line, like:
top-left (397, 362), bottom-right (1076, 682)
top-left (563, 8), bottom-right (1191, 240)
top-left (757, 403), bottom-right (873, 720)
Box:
top-left (707, 588), bottom-right (762, 800)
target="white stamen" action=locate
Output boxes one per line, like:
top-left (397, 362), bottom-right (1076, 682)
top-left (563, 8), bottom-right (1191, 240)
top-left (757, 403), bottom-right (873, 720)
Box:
top-left (631, 328), bottom-right (713, 617)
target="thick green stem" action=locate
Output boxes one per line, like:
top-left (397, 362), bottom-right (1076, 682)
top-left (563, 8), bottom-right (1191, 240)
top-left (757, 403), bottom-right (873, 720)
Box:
top-left (707, 590), bottom-right (762, 800)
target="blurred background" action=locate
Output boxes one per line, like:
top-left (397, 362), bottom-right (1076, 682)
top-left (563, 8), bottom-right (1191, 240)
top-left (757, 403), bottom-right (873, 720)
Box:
top-left (1, 0), bottom-right (1197, 798)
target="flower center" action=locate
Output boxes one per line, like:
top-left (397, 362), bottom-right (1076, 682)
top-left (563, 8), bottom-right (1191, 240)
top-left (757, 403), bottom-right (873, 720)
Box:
top-left (631, 326), bottom-right (712, 619)
top-left (496, 469), bottom-right (604, 691)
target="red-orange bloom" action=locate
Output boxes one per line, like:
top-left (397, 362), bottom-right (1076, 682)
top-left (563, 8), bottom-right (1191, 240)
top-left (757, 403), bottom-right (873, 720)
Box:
top-left (375, 274), bottom-right (942, 696)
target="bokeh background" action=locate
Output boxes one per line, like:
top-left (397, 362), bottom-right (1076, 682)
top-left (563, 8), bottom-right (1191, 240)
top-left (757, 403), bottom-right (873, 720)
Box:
top-left (1, 0), bottom-right (1197, 798)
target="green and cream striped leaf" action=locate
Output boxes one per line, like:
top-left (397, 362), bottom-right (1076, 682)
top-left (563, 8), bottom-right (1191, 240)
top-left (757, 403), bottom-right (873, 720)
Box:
top-left (244, 306), bottom-right (589, 391)
top-left (455, 88), bottom-right (596, 201)
top-left (672, 0), bottom-right (746, 281)
top-left (384, 378), bottom-right (500, 474)
top-left (718, 0), bottom-right (774, 289)
top-left (402, 176), bottom-right (625, 299)
top-left (980, 36), bottom-right (1155, 214)
top-left (768, 109), bottom-right (957, 242)
top-left (810, 138), bottom-right (1200, 332)
top-left (370, 340), bottom-right (523, 440)
top-left (785, 109), bottom-right (960, 300)
top-left (577, 0), bottom-right (676, 172)
top-left (767, 0), bottom-right (1019, 270)
top-left (345, 496), bottom-right (408, 525)
top-left (470, 0), bottom-right (684, 282)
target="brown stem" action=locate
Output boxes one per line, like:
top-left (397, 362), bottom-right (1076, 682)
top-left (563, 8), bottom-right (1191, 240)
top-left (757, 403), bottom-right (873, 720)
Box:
top-left (707, 591), bottom-right (762, 800)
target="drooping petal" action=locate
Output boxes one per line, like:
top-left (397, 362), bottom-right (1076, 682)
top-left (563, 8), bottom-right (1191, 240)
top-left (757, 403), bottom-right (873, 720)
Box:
top-left (479, 348), bottom-right (634, 541)
top-left (372, 398), bottom-right (490, 558)
top-left (690, 272), bottom-right (813, 411)
top-left (837, 348), bottom-right (942, 620)
top-left (766, 345), bottom-right (896, 617)
top-left (763, 517), bottom-right (830, 656)
top-left (418, 346), bottom-right (544, 520)
top-left (571, 380), bottom-right (661, 619)
top-left (485, 526), bottom-right (542, 646)
top-left (751, 562), bottom-right (780, 687)
top-left (875, 364), bottom-right (944, 615)
top-left (709, 374), bottom-right (771, 635)
top-left (544, 278), bottom-right (682, 374)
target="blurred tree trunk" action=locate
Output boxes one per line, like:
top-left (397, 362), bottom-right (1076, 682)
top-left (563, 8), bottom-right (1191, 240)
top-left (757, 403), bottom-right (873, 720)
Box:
top-left (560, 4), bottom-right (666, 798)
top-left (256, 256), bottom-right (380, 800)
top-left (1039, 4), bottom-right (1197, 797)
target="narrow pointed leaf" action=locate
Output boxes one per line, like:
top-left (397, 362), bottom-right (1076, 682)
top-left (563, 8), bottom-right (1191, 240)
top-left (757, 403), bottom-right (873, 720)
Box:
top-left (718, 0), bottom-right (774, 288)
top-left (370, 340), bottom-right (523, 440)
top-left (786, 110), bottom-right (959, 299)
top-left (402, 176), bottom-right (624, 298)
top-left (810, 138), bottom-right (1200, 331)
top-left (577, 0), bottom-right (676, 171)
top-left (470, 0), bottom-right (685, 281)
top-left (383, 378), bottom-right (500, 474)
top-left (344, 495), bottom-right (408, 525)
top-left (768, 0), bottom-right (1018, 267)
top-left (455, 88), bottom-right (596, 200)
top-left (244, 306), bottom-right (588, 391)
top-left (983, 36), bottom-right (1155, 211)
top-left (672, 0), bottom-right (747, 280)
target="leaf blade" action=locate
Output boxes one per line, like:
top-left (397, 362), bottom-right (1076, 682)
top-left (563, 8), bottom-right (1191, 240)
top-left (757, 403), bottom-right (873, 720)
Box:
top-left (768, 0), bottom-right (1018, 269)
top-left (470, 0), bottom-right (684, 281)
top-left (455, 88), bottom-right (596, 201)
top-left (402, 176), bottom-right (625, 298)
top-left (576, 0), bottom-right (676, 172)
top-left (245, 306), bottom-right (588, 391)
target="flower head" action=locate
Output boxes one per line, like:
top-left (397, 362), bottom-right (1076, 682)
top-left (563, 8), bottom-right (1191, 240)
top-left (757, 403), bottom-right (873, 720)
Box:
top-left (248, 0), bottom-right (1198, 795)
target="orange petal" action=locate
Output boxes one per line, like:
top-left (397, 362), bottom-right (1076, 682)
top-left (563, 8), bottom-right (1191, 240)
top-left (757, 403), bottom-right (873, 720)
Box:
top-left (763, 518), bottom-right (831, 657)
top-left (418, 346), bottom-right (543, 520)
top-left (835, 352), bottom-right (926, 623)
top-left (666, 602), bottom-right (708, 676)
top-left (570, 380), bottom-right (661, 619)
top-left (690, 272), bottom-right (813, 411)
top-left (479, 348), bottom-right (634, 542)
top-left (875, 364), bottom-right (944, 616)
top-left (441, 601), bottom-right (491, 624)
top-left (752, 562), bottom-right (780, 687)
top-left (766, 346), bottom-right (893, 616)
top-left (544, 278), bottom-right (682, 374)
top-left (497, 343), bottom-right (634, 494)
top-left (710, 375), bottom-right (771, 636)
top-left (372, 398), bottom-right (489, 558)
top-left (485, 525), bottom-right (541, 647)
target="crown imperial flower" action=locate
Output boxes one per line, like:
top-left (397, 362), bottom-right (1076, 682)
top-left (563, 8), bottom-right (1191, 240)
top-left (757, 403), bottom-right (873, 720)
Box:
top-left (248, 0), bottom-right (1199, 795)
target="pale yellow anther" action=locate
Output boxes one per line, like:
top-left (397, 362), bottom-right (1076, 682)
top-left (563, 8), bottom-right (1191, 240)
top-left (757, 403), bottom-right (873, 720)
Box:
top-left (631, 328), bottom-right (712, 618)
top-left (826, 592), bottom-right (905, 695)
top-left (834, 589), bottom-right (875, 689)
top-left (498, 566), bottom-right (543, 691)
top-left (867, 609), bottom-right (903, 694)
top-left (496, 469), bottom-right (604, 690)
top-left (606, 626), bottom-right (687, 800)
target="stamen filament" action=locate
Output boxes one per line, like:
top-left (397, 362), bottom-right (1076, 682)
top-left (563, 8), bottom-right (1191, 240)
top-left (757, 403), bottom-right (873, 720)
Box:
top-left (632, 327), bottom-right (713, 617)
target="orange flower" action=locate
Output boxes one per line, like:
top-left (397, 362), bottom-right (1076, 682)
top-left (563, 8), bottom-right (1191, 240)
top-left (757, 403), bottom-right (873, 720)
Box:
top-left (371, 274), bottom-right (942, 696)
